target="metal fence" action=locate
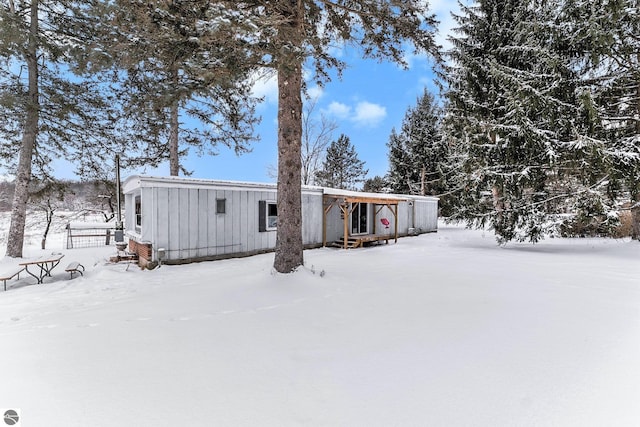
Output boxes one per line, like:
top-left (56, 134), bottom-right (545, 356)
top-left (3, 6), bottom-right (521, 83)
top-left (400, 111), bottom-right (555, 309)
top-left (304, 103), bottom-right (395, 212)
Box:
top-left (66, 222), bottom-right (116, 249)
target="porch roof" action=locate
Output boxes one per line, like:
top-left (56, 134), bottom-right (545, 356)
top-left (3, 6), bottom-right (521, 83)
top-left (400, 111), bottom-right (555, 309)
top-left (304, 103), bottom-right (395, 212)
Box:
top-left (321, 188), bottom-right (405, 249)
top-left (321, 188), bottom-right (408, 205)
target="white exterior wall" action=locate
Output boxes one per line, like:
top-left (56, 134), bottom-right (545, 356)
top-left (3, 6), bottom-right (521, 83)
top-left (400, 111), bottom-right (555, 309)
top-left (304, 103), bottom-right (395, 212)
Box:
top-left (123, 176), bottom-right (438, 264)
top-left (302, 192), bottom-right (324, 244)
top-left (411, 198), bottom-right (439, 232)
top-left (124, 193), bottom-right (135, 237)
top-left (324, 202), bottom-right (411, 241)
top-left (373, 204), bottom-right (400, 236)
top-left (325, 205), bottom-right (342, 242)
top-left (124, 176), bottom-right (325, 263)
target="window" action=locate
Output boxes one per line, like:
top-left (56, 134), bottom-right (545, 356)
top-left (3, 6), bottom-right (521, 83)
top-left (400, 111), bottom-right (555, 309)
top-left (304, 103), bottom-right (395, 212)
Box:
top-left (134, 195), bottom-right (142, 231)
top-left (351, 202), bottom-right (368, 235)
top-left (259, 200), bottom-right (277, 232)
top-left (216, 198), bottom-right (226, 214)
top-left (267, 203), bottom-right (278, 229)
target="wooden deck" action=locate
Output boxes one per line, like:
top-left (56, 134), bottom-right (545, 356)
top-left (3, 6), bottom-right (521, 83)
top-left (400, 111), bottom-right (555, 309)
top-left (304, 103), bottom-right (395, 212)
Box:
top-left (332, 234), bottom-right (392, 249)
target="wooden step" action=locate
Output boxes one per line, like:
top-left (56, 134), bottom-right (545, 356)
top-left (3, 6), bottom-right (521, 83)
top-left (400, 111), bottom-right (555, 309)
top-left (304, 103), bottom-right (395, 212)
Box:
top-left (333, 237), bottom-right (362, 249)
top-left (332, 234), bottom-right (391, 249)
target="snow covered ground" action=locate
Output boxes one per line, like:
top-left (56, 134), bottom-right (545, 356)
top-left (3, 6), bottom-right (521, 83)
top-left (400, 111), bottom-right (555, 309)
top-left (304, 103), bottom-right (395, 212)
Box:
top-left (1, 220), bottom-right (639, 426)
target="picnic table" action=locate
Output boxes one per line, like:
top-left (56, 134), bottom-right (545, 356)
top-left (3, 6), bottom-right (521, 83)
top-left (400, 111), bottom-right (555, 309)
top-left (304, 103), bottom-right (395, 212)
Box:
top-left (19, 253), bottom-right (65, 284)
top-left (0, 267), bottom-right (25, 291)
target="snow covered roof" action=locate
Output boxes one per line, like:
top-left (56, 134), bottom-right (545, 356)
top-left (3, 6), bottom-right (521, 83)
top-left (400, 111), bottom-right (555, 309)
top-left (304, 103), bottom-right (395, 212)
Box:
top-left (123, 175), bottom-right (279, 193)
top-left (318, 187), bottom-right (408, 204)
top-left (124, 175), bottom-right (319, 195)
top-left (318, 187), bottom-right (438, 202)
top-left (122, 175), bottom-right (438, 201)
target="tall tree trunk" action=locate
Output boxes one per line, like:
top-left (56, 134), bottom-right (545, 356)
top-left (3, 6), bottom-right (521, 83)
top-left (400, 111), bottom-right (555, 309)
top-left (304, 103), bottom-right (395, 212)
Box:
top-left (168, 69), bottom-right (180, 176)
top-left (6, 0), bottom-right (39, 258)
top-left (631, 192), bottom-right (640, 240)
top-left (274, 1), bottom-right (304, 273)
top-left (633, 75), bottom-right (640, 241)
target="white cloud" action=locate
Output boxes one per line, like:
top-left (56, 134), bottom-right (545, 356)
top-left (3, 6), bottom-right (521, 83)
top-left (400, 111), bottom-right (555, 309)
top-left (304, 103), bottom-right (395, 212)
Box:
top-left (306, 85), bottom-right (324, 101)
top-left (353, 102), bottom-right (387, 127)
top-left (323, 100), bottom-right (387, 128)
top-left (325, 101), bottom-right (351, 120)
top-left (250, 71), bottom-right (278, 105)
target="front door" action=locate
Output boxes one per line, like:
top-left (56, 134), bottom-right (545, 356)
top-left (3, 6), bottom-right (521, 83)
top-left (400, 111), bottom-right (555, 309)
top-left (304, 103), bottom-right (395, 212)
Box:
top-left (351, 203), bottom-right (368, 235)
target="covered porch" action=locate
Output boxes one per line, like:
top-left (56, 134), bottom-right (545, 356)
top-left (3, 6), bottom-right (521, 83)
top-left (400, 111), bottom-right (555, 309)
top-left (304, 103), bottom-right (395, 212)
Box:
top-left (321, 189), bottom-right (407, 249)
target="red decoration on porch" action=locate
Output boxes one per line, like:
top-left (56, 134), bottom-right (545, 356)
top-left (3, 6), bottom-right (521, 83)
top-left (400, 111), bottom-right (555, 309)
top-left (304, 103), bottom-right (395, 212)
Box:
top-left (380, 218), bottom-right (390, 228)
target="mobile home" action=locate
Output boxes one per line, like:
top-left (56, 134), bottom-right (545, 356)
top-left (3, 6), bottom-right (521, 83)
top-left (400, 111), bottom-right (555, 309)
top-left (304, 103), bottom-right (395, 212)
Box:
top-left (123, 175), bottom-right (437, 266)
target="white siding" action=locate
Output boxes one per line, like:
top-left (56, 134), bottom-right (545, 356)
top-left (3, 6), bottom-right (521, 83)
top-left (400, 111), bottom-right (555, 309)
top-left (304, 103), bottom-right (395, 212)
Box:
top-left (229, 190), bottom-right (240, 254)
top-left (413, 199), bottom-right (438, 232)
top-left (208, 190), bottom-right (218, 257)
top-left (169, 188), bottom-right (181, 259)
top-left (397, 202), bottom-right (410, 234)
top-left (124, 193), bottom-right (136, 237)
top-left (141, 188), bottom-right (153, 239)
top-left (154, 187), bottom-right (170, 251)
top-left (374, 204), bottom-right (399, 236)
top-left (325, 203), bottom-right (344, 242)
top-left (302, 193), bottom-right (323, 244)
top-left (140, 185), bottom-right (320, 262)
top-left (123, 175), bottom-right (437, 263)
top-left (197, 189), bottom-right (209, 259)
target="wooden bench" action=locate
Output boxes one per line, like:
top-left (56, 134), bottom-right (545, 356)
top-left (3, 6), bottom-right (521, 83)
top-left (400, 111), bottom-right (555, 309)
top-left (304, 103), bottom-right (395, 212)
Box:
top-left (0, 267), bottom-right (25, 291)
top-left (65, 261), bottom-right (85, 279)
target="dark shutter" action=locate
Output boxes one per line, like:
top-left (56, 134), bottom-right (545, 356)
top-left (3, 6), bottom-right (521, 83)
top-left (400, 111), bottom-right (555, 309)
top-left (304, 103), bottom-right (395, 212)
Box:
top-left (258, 200), bottom-right (266, 232)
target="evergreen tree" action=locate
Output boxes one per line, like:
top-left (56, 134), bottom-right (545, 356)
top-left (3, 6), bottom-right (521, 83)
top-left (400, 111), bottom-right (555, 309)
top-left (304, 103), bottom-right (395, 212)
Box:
top-left (315, 135), bottom-right (368, 190)
top-left (442, 0), bottom-right (600, 243)
top-left (0, 0), bottom-right (120, 257)
top-left (387, 89), bottom-right (449, 208)
top-left (227, 0), bottom-right (440, 272)
top-left (559, 0), bottom-right (640, 239)
top-left (363, 176), bottom-right (388, 193)
top-left (387, 128), bottom-right (413, 194)
top-left (95, 0), bottom-right (260, 176)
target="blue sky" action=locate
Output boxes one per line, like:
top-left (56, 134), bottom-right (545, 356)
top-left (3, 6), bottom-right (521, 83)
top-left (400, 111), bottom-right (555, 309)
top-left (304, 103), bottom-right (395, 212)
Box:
top-left (176, 50), bottom-right (442, 184)
top-left (183, 1), bottom-right (462, 184)
top-left (28, 2), bottom-right (463, 184)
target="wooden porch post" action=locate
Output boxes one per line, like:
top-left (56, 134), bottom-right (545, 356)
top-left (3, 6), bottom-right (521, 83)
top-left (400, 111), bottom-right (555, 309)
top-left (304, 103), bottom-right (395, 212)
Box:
top-left (394, 203), bottom-right (399, 243)
top-left (373, 204), bottom-right (377, 235)
top-left (322, 196), bottom-right (329, 247)
top-left (342, 201), bottom-right (349, 249)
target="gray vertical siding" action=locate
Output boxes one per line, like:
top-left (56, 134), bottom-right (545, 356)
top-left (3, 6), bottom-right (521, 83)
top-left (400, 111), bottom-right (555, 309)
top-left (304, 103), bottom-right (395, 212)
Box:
top-left (412, 198), bottom-right (438, 232)
top-left (126, 175), bottom-right (438, 263)
top-left (325, 203), bottom-right (343, 242)
top-left (124, 193), bottom-right (135, 235)
top-left (376, 204), bottom-right (400, 236)
top-left (302, 193), bottom-right (323, 244)
top-left (141, 188), bottom-right (153, 240)
top-left (139, 185), bottom-right (323, 262)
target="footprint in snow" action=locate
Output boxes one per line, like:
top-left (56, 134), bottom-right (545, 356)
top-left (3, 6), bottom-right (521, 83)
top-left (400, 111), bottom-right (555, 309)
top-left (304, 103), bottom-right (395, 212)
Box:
top-left (256, 305), bottom-right (281, 311)
top-left (34, 324), bottom-right (57, 329)
top-left (127, 317), bottom-right (152, 322)
top-left (78, 323), bottom-right (100, 328)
